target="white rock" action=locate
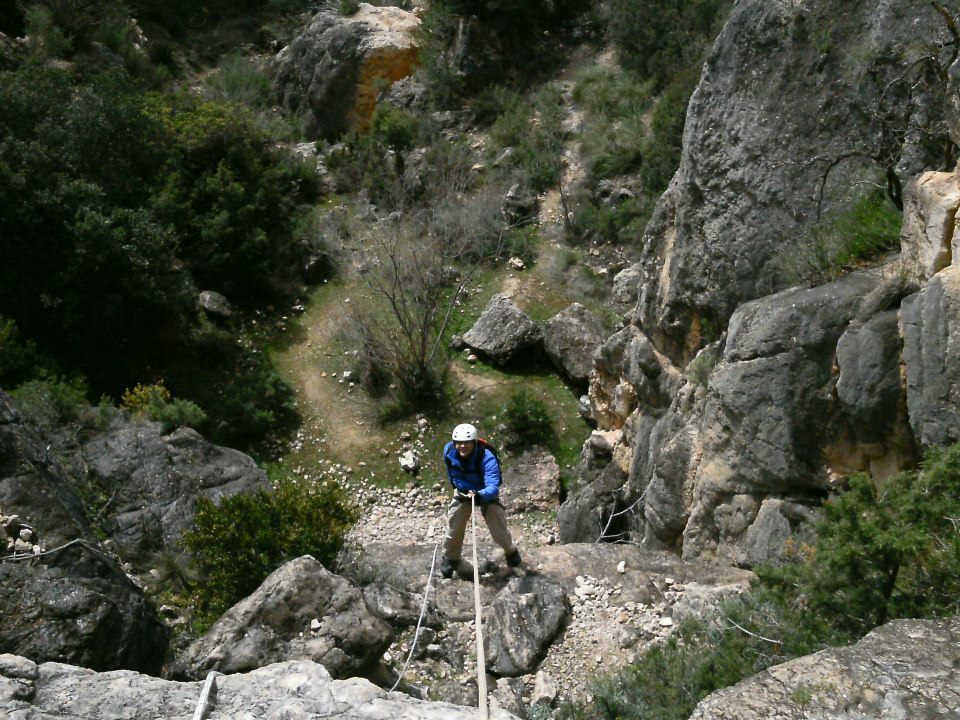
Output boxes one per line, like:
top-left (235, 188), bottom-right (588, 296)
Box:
top-left (616, 560), bottom-right (626, 574)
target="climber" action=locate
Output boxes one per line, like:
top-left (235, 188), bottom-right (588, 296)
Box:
top-left (439, 423), bottom-right (522, 579)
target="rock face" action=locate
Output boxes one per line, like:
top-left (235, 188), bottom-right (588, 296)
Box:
top-left (901, 265), bottom-right (960, 447)
top-left (463, 294), bottom-right (543, 364)
top-left (635, 0), bottom-right (952, 362)
top-left (484, 576), bottom-right (570, 677)
top-left (0, 392), bottom-right (167, 673)
top-left (0, 655), bottom-right (520, 720)
top-left (542, 303), bottom-right (606, 386)
top-left (76, 421), bottom-right (269, 559)
top-left (562, 0), bottom-right (960, 565)
top-left (274, 4), bottom-right (420, 140)
top-left (0, 543), bottom-right (168, 675)
top-left (172, 556), bottom-right (394, 681)
top-left (689, 616), bottom-right (960, 720)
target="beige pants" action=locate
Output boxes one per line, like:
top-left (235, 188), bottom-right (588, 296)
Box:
top-left (443, 496), bottom-right (517, 562)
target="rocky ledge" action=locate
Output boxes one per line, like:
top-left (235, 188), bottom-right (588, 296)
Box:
top-left (0, 654), bottom-right (519, 719)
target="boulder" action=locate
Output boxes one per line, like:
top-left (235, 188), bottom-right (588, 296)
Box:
top-left (76, 421), bottom-right (268, 559)
top-left (274, 4), bottom-right (420, 140)
top-left (901, 265), bottom-right (960, 447)
top-left (463, 294), bottom-right (542, 364)
top-left (484, 575), bottom-right (570, 677)
top-left (835, 310), bottom-right (903, 440)
top-left (500, 184), bottom-right (539, 226)
top-left (635, 0), bottom-right (951, 362)
top-left (0, 655), bottom-right (521, 719)
top-left (197, 290), bottom-right (232, 319)
top-left (542, 303), bottom-right (606, 386)
top-left (689, 616), bottom-right (960, 720)
top-left (171, 556), bottom-right (394, 681)
top-left (0, 543), bottom-right (167, 674)
top-left (500, 449), bottom-right (561, 513)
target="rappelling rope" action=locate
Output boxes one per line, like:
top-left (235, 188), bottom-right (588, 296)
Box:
top-left (389, 522), bottom-right (441, 693)
top-left (471, 492), bottom-right (489, 720)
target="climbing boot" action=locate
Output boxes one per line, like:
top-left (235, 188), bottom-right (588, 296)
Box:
top-left (506, 549), bottom-right (522, 568)
top-left (440, 557), bottom-right (456, 579)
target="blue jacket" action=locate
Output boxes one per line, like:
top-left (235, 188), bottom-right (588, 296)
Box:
top-left (442, 441), bottom-right (501, 502)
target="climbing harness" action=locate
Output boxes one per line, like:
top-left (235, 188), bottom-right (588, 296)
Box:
top-left (471, 492), bottom-right (489, 720)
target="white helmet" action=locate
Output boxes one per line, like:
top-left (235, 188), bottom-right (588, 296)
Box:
top-left (451, 423), bottom-right (478, 442)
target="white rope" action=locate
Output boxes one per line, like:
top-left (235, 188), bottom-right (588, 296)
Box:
top-left (1, 538), bottom-right (120, 565)
top-left (471, 493), bottom-right (489, 720)
top-left (389, 523), bottom-right (441, 693)
top-left (192, 670), bottom-right (221, 720)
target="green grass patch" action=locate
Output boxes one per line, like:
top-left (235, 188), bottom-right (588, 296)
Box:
top-left (773, 192), bottom-right (903, 286)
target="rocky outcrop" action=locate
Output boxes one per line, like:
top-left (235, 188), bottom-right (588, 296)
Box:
top-left (0, 393), bottom-right (168, 672)
top-left (0, 654), bottom-right (520, 719)
top-left (75, 420), bottom-right (268, 559)
top-left (172, 556), bottom-right (394, 681)
top-left (274, 4), bottom-right (420, 140)
top-left (484, 576), bottom-right (570, 677)
top-left (542, 303), bottom-right (606, 386)
top-left (463, 294), bottom-right (543, 364)
top-left (634, 0), bottom-right (952, 362)
top-left (566, 264), bottom-right (925, 563)
top-left (689, 616), bottom-right (960, 719)
top-left (0, 542), bottom-right (167, 674)
top-left (564, 0), bottom-right (960, 564)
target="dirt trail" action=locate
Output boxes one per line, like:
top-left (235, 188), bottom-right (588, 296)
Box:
top-left (274, 285), bottom-right (375, 459)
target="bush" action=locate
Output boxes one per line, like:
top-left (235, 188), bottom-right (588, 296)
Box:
top-left (773, 192), bottom-right (903, 286)
top-left (182, 470), bottom-right (359, 625)
top-left (487, 84), bottom-right (566, 192)
top-left (761, 444), bottom-right (960, 637)
top-left (10, 377), bottom-right (89, 429)
top-left (417, 0), bottom-right (589, 103)
top-left (121, 381), bottom-right (207, 432)
top-left (609, 0), bottom-right (731, 92)
top-left (501, 389), bottom-right (555, 450)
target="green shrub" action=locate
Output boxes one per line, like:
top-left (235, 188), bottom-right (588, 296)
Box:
top-left (488, 84), bottom-right (566, 192)
top-left (761, 444), bottom-right (960, 637)
top-left (687, 351), bottom-right (717, 387)
top-left (121, 381), bottom-right (207, 432)
top-left (501, 389), bottom-right (555, 450)
top-left (23, 4), bottom-right (72, 63)
top-left (609, 0), bottom-right (731, 92)
top-left (204, 53), bottom-right (273, 109)
top-left (417, 0), bottom-right (589, 103)
top-left (183, 470), bottom-right (359, 625)
top-left (10, 377), bottom-right (89, 428)
top-left (773, 192), bottom-right (903, 286)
